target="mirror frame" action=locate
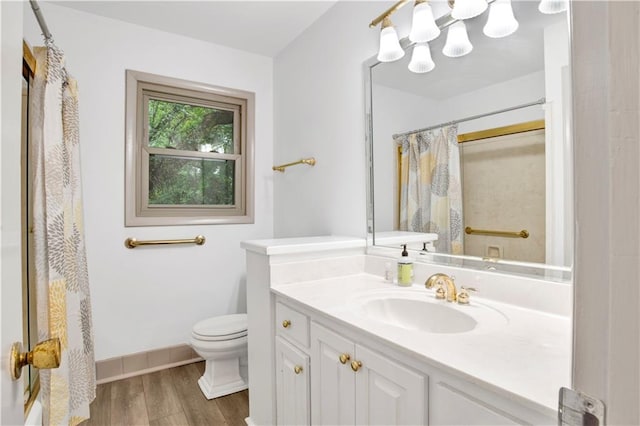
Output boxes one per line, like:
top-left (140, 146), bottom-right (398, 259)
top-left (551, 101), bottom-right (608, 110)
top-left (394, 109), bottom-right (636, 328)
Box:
top-left (363, 8), bottom-right (573, 283)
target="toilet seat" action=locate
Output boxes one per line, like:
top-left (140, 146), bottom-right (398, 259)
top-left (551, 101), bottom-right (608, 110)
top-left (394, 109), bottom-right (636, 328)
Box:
top-left (192, 313), bottom-right (247, 342)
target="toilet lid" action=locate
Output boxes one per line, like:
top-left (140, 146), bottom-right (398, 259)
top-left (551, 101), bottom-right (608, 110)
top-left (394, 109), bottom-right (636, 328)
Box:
top-left (192, 314), bottom-right (247, 341)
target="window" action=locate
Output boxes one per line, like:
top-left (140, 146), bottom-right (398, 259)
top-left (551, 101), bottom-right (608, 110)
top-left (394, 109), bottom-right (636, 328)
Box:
top-left (125, 70), bottom-right (254, 226)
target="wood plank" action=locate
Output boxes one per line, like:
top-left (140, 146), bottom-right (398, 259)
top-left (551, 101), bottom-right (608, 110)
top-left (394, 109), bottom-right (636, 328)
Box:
top-left (149, 412), bottom-right (189, 426)
top-left (170, 363), bottom-right (228, 426)
top-left (216, 390), bottom-right (249, 426)
top-left (84, 382), bottom-right (111, 426)
top-left (110, 376), bottom-right (149, 426)
top-left (142, 369), bottom-right (183, 421)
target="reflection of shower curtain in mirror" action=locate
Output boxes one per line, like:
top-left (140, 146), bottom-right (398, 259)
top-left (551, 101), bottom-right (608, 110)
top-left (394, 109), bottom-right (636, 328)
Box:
top-left (395, 125), bottom-right (463, 254)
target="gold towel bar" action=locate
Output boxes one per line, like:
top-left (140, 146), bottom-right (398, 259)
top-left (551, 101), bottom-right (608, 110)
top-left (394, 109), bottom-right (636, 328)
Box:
top-left (273, 157), bottom-right (316, 173)
top-left (465, 227), bottom-right (529, 239)
top-left (125, 235), bottom-right (206, 249)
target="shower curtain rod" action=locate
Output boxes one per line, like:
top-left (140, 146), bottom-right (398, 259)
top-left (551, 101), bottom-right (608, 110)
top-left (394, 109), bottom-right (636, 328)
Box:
top-left (392, 98), bottom-right (546, 139)
top-left (29, 0), bottom-right (53, 41)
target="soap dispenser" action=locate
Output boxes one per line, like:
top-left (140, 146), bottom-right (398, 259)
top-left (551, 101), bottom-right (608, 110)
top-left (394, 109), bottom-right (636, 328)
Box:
top-left (397, 244), bottom-right (413, 286)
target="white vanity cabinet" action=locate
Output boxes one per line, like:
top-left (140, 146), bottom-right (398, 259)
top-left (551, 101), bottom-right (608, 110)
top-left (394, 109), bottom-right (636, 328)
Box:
top-left (274, 296), bottom-right (556, 426)
top-left (275, 336), bottom-right (310, 425)
top-left (274, 301), bottom-right (312, 425)
top-left (310, 322), bottom-right (426, 425)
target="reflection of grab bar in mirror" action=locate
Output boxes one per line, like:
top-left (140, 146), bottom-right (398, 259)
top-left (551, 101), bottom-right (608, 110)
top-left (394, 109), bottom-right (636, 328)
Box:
top-left (465, 227), bottom-right (529, 239)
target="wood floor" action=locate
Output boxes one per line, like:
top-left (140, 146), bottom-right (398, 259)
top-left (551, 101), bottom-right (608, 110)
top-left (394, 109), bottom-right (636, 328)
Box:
top-left (83, 361), bottom-right (249, 426)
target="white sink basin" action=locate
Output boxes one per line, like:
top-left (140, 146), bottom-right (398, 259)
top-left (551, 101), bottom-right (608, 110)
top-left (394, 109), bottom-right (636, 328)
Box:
top-left (362, 298), bottom-right (477, 333)
top-left (353, 289), bottom-right (508, 334)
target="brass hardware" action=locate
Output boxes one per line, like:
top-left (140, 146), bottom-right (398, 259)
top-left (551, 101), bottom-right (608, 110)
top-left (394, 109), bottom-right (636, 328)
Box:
top-left (435, 285), bottom-right (446, 300)
top-left (272, 157), bottom-right (316, 173)
top-left (351, 360), bottom-right (363, 372)
top-left (457, 286), bottom-right (477, 305)
top-left (282, 320), bottom-right (291, 328)
top-left (339, 353), bottom-right (351, 364)
top-left (294, 365), bottom-right (303, 375)
top-left (125, 235), bottom-right (205, 249)
top-left (425, 273), bottom-right (458, 302)
top-left (369, 0), bottom-right (411, 28)
top-left (10, 338), bottom-right (61, 381)
top-left (23, 40), bottom-right (37, 76)
top-left (457, 120), bottom-right (545, 143)
top-left (465, 227), bottom-right (529, 239)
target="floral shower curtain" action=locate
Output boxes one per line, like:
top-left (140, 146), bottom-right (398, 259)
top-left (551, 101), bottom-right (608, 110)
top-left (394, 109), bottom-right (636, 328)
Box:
top-left (31, 44), bottom-right (96, 426)
top-left (395, 125), bottom-right (464, 254)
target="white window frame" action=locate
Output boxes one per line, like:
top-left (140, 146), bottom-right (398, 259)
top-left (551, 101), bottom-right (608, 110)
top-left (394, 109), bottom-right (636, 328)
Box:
top-left (125, 70), bottom-right (254, 226)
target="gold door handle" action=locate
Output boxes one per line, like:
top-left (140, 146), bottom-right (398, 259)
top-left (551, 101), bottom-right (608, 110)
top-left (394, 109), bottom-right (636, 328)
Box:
top-left (294, 365), bottom-right (303, 375)
top-left (351, 360), bottom-right (362, 372)
top-left (10, 338), bottom-right (61, 381)
top-left (339, 353), bottom-right (351, 364)
top-left (282, 320), bottom-right (291, 328)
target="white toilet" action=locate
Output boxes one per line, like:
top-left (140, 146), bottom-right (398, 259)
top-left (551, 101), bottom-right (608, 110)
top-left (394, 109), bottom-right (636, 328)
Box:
top-left (190, 313), bottom-right (248, 399)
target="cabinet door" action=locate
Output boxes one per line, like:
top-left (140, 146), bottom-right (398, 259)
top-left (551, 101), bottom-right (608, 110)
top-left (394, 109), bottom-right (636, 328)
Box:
top-left (311, 322), bottom-right (356, 425)
top-left (354, 344), bottom-right (426, 425)
top-left (275, 337), bottom-right (310, 426)
top-left (430, 381), bottom-right (522, 425)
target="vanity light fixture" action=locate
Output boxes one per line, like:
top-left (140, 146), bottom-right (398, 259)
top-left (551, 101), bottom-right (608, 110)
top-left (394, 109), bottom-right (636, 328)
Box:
top-left (409, 0), bottom-right (440, 43)
top-left (408, 42), bottom-right (436, 73)
top-left (483, 0), bottom-right (518, 38)
top-left (538, 0), bottom-right (568, 14)
top-left (370, 0), bottom-right (565, 74)
top-left (442, 21), bottom-right (473, 58)
top-left (450, 0), bottom-right (488, 20)
top-left (377, 17), bottom-right (405, 62)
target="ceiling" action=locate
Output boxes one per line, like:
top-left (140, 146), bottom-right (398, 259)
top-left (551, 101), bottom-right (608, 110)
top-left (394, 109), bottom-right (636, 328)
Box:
top-left (52, 1), bottom-right (339, 57)
top-left (371, 1), bottom-right (567, 99)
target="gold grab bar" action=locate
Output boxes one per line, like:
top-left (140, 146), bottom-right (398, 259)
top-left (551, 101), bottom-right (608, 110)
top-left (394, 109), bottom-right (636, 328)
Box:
top-left (272, 157), bottom-right (316, 173)
top-left (465, 227), bottom-right (529, 239)
top-left (125, 235), bottom-right (206, 249)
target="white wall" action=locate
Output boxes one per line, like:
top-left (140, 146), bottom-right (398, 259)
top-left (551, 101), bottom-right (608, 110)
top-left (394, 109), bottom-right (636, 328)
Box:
top-left (442, 71), bottom-right (545, 134)
top-left (543, 20), bottom-right (571, 267)
top-left (371, 84), bottom-right (439, 231)
top-left (274, 1), bottom-right (389, 238)
top-left (23, 3), bottom-right (274, 360)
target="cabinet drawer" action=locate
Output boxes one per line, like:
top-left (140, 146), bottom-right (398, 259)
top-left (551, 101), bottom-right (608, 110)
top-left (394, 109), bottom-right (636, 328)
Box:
top-left (276, 301), bottom-right (310, 349)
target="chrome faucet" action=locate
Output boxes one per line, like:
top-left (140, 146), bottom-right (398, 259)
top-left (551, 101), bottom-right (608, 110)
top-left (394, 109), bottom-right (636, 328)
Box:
top-left (425, 273), bottom-right (458, 302)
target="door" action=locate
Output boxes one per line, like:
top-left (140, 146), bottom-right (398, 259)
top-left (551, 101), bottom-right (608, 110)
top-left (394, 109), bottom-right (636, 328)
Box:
top-left (354, 344), bottom-right (425, 425)
top-left (275, 336), bottom-right (310, 426)
top-left (1, 1), bottom-right (29, 424)
top-left (311, 322), bottom-right (356, 425)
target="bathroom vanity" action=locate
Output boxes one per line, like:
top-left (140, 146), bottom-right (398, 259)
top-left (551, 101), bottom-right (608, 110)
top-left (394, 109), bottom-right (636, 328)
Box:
top-left (242, 237), bottom-right (571, 426)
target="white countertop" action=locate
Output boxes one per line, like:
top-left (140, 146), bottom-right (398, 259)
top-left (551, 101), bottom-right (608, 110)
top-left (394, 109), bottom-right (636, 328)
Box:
top-left (272, 273), bottom-right (571, 417)
top-left (241, 235), bottom-right (365, 255)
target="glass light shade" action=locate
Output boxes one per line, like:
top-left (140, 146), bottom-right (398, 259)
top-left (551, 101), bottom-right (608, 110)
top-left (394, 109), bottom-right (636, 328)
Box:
top-left (408, 43), bottom-right (435, 73)
top-left (409, 2), bottom-right (441, 43)
top-left (538, 0), bottom-right (568, 14)
top-left (451, 0), bottom-right (488, 20)
top-left (377, 25), bottom-right (405, 62)
top-left (483, 0), bottom-right (519, 38)
top-left (442, 21), bottom-right (473, 58)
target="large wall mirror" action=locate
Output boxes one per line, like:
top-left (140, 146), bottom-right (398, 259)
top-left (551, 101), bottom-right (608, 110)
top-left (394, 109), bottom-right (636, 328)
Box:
top-left (365, 0), bottom-right (572, 280)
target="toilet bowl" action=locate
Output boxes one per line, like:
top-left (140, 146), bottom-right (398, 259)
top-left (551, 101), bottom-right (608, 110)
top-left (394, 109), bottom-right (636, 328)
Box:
top-left (190, 313), bottom-right (248, 399)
